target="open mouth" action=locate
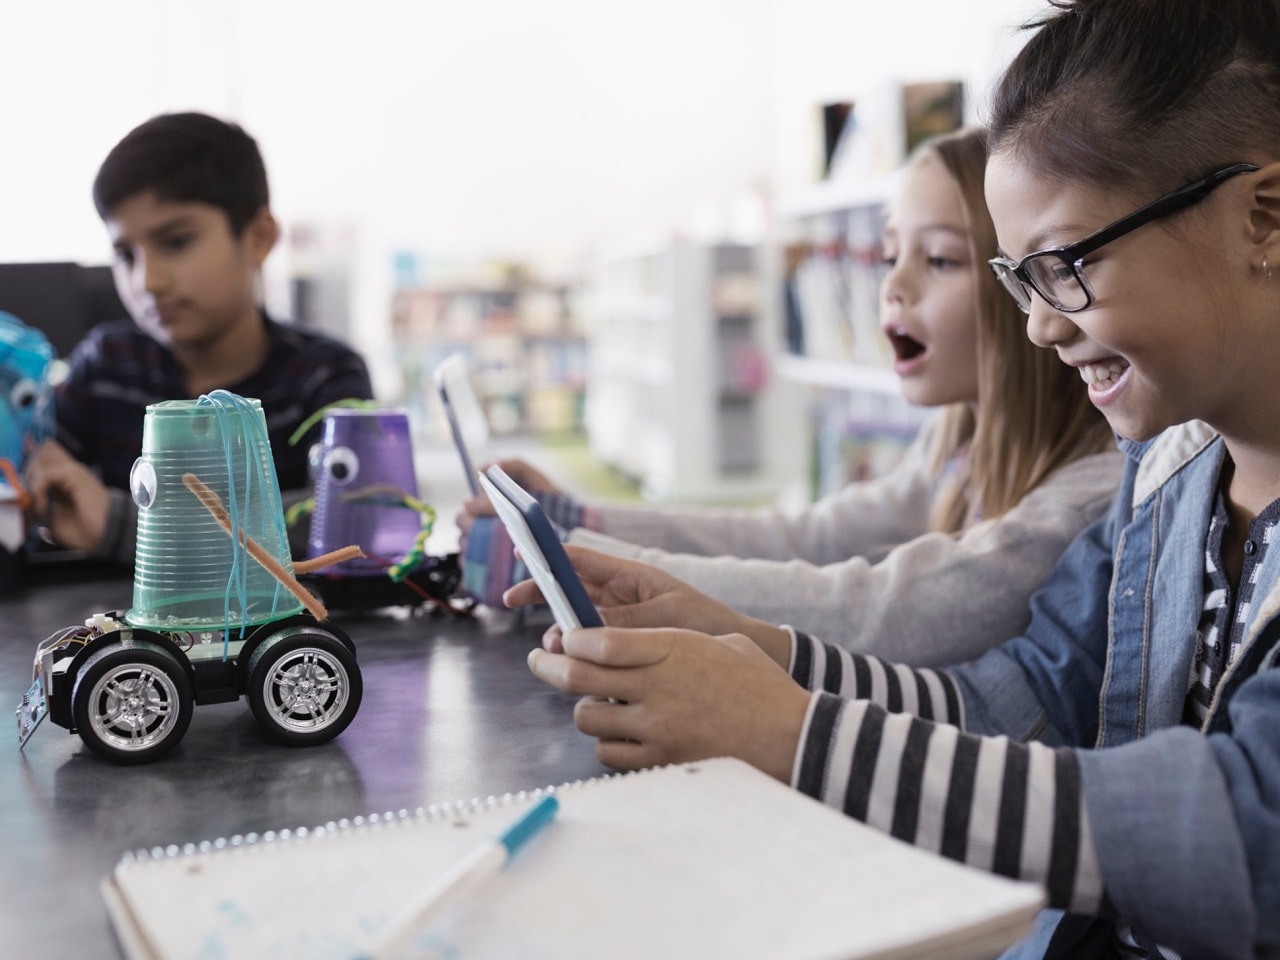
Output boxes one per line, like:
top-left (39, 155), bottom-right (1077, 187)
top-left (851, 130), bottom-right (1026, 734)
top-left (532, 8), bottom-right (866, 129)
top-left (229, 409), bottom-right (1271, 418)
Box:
top-left (886, 328), bottom-right (926, 362)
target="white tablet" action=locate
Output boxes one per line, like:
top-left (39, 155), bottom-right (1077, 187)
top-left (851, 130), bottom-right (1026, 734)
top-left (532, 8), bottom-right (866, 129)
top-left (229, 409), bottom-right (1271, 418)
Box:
top-left (432, 352), bottom-right (490, 496)
top-left (477, 464), bottom-right (603, 631)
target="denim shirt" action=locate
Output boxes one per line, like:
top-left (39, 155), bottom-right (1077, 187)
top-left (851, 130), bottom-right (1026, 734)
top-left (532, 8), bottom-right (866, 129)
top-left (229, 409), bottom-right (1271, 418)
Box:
top-left (951, 421), bottom-right (1280, 958)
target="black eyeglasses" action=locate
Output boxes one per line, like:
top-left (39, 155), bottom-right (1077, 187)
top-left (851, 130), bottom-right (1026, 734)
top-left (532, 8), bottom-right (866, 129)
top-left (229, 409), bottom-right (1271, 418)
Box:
top-left (988, 162), bottom-right (1259, 314)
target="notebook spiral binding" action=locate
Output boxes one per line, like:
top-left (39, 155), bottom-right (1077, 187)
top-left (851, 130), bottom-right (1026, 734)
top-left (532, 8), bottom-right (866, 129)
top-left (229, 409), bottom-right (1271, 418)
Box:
top-left (118, 770), bottom-right (626, 866)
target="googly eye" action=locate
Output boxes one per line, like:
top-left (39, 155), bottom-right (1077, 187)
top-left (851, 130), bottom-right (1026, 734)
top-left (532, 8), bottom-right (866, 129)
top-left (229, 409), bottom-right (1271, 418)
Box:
top-left (307, 442), bottom-right (323, 480)
top-left (130, 459), bottom-right (158, 509)
top-left (10, 378), bottom-right (38, 411)
top-left (323, 446), bottom-right (359, 485)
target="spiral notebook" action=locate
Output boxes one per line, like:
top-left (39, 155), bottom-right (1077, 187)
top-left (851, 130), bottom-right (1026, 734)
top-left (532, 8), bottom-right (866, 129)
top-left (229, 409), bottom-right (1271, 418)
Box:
top-left (101, 757), bottom-right (1045, 960)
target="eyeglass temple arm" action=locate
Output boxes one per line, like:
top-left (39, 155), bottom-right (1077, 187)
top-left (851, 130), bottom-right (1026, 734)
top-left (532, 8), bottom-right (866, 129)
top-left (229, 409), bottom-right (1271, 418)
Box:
top-left (1062, 163), bottom-right (1261, 264)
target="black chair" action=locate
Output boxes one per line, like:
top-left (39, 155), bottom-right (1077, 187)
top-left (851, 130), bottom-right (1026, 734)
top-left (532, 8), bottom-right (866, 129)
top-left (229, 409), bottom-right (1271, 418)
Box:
top-left (0, 261), bottom-right (126, 358)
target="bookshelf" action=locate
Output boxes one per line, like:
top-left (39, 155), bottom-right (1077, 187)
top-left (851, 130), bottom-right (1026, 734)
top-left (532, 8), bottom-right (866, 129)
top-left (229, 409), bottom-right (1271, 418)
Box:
top-left (773, 170), bottom-right (928, 498)
top-left (582, 237), bottom-right (800, 504)
top-left (390, 275), bottom-right (588, 437)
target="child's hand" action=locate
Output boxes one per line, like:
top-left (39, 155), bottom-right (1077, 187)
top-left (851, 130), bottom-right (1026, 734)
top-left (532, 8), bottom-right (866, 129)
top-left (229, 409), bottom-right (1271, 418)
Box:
top-left (459, 458), bottom-right (562, 520)
top-left (507, 545), bottom-right (792, 667)
top-left (24, 440), bottom-right (109, 552)
top-left (454, 508), bottom-right (476, 554)
top-left (527, 625), bottom-right (810, 782)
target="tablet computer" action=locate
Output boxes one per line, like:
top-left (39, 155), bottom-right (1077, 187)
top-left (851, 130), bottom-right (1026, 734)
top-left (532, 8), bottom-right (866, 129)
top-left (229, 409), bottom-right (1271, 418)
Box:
top-left (477, 464), bottom-right (603, 631)
top-left (432, 352), bottom-right (490, 496)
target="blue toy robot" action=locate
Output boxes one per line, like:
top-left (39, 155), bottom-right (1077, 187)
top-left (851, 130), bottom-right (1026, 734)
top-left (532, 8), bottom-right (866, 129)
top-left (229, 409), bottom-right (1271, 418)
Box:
top-left (0, 311), bottom-right (54, 561)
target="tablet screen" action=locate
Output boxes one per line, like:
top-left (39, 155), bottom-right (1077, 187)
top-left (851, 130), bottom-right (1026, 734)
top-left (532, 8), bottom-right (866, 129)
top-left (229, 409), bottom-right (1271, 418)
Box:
top-left (432, 352), bottom-right (490, 496)
top-left (478, 465), bottom-right (602, 631)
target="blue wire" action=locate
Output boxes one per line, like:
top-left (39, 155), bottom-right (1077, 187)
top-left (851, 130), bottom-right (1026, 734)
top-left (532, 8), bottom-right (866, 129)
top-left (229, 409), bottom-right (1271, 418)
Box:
top-left (198, 391), bottom-right (293, 657)
top-left (199, 392), bottom-right (248, 656)
top-left (230, 393), bottom-right (290, 614)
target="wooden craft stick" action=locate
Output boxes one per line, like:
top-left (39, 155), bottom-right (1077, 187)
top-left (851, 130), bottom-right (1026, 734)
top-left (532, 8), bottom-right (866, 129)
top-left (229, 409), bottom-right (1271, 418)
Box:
top-left (182, 472), bottom-right (332, 622)
top-left (293, 545), bottom-right (365, 575)
top-left (0, 458), bottom-right (30, 509)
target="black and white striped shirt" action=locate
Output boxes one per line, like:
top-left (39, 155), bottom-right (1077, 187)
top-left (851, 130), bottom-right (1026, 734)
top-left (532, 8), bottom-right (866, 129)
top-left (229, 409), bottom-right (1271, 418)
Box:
top-left (1184, 490), bottom-right (1280, 725)
top-left (789, 632), bottom-right (1105, 914)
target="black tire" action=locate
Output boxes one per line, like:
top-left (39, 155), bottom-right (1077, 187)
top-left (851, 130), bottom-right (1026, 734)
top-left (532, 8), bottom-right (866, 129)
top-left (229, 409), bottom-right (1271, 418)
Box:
top-left (246, 627), bottom-right (362, 745)
top-left (71, 640), bottom-right (193, 764)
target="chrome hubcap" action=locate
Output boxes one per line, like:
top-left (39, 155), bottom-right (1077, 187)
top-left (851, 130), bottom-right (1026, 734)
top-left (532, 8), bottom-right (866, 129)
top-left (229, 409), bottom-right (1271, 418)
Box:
top-left (89, 666), bottom-right (180, 750)
top-left (265, 648), bottom-right (348, 731)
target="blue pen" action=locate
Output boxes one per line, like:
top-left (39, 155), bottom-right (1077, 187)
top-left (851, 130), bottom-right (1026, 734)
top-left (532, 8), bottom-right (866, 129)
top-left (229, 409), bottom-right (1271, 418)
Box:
top-left (363, 794), bottom-right (560, 960)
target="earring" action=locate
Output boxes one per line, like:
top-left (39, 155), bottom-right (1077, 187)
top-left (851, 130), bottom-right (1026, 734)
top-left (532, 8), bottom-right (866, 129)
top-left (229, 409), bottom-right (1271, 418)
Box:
top-left (1266, 254), bottom-right (1272, 279)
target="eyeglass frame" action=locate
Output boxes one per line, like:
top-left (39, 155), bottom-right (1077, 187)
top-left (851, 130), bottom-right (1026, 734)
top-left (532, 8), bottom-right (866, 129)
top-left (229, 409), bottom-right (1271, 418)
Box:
top-left (987, 162), bottom-right (1260, 314)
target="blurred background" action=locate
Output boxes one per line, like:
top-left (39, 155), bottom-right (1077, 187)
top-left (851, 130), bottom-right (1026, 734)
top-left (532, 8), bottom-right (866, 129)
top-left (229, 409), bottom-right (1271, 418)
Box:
top-left (0, 0), bottom-right (1042, 519)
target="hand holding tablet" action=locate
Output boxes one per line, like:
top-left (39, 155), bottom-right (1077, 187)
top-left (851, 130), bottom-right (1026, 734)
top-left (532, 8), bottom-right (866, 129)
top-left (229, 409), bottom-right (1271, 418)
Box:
top-left (477, 464), bottom-right (603, 631)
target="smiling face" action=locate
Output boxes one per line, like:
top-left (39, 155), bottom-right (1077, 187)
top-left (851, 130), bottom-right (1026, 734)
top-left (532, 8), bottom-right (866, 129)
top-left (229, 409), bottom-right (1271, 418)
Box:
top-left (106, 191), bottom-right (277, 353)
top-left (984, 150), bottom-right (1270, 443)
top-left (879, 153), bottom-right (980, 408)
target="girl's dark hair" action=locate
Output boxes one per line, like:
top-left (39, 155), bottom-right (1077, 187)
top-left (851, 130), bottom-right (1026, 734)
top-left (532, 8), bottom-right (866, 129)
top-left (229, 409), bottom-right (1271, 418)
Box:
top-left (916, 127), bottom-right (1113, 532)
top-left (989, 0), bottom-right (1280, 192)
top-left (92, 112), bottom-right (270, 235)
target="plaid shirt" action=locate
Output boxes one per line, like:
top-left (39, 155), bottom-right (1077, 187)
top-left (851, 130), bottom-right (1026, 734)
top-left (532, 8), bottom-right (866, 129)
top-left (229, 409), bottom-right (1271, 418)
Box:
top-left (55, 313), bottom-right (374, 492)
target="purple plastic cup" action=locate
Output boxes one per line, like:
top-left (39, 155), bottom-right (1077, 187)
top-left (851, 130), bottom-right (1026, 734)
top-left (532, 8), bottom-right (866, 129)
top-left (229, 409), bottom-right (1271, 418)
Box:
top-left (307, 409), bottom-right (424, 576)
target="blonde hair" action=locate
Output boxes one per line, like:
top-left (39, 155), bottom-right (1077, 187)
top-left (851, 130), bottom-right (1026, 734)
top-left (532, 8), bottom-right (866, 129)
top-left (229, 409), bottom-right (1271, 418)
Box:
top-left (916, 127), bottom-right (1114, 532)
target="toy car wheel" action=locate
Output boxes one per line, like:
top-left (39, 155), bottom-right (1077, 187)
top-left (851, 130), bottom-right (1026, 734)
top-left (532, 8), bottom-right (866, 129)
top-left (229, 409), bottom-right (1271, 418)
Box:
top-left (70, 640), bottom-right (193, 764)
top-left (246, 628), bottom-right (362, 745)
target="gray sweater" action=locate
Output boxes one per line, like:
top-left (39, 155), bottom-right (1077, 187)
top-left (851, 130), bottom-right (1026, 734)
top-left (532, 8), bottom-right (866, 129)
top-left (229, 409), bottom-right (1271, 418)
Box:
top-left (569, 418), bottom-right (1124, 667)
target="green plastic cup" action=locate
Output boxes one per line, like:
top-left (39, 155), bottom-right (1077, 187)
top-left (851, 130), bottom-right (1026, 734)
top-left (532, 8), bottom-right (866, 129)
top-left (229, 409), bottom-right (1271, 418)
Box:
top-left (126, 395), bottom-right (301, 631)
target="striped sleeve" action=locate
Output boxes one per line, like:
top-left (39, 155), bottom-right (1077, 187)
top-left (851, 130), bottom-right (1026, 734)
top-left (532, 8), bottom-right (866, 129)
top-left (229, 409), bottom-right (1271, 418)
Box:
top-left (793, 693), bottom-right (1106, 913)
top-left (533, 491), bottom-right (602, 534)
top-left (788, 627), bottom-right (962, 725)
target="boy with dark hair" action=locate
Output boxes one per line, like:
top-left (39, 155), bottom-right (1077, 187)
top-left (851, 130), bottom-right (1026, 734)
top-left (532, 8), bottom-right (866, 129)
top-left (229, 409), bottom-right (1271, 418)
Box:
top-left (26, 111), bottom-right (374, 564)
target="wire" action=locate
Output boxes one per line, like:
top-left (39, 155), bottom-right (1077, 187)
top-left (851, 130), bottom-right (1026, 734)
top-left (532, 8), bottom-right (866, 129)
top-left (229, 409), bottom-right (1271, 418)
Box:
top-left (197, 391), bottom-right (297, 651)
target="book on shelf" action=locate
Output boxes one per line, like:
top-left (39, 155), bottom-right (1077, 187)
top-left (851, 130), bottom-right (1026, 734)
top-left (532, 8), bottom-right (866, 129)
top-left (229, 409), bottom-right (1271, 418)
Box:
top-left (903, 80), bottom-right (966, 155)
top-left (784, 229), bottom-right (890, 369)
top-left (810, 390), bottom-right (928, 497)
top-left (101, 756), bottom-right (1045, 960)
top-left (820, 100), bottom-right (857, 179)
top-left (825, 79), bottom-right (966, 181)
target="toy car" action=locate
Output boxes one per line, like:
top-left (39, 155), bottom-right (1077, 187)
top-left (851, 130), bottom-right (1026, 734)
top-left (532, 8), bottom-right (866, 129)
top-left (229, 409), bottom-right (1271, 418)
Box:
top-left (16, 391), bottom-right (364, 764)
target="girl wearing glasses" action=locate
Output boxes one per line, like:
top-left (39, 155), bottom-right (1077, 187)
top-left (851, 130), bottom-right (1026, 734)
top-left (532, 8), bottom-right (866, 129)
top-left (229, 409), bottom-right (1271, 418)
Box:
top-left (523, 1), bottom-right (1280, 956)
top-left (462, 126), bottom-right (1120, 667)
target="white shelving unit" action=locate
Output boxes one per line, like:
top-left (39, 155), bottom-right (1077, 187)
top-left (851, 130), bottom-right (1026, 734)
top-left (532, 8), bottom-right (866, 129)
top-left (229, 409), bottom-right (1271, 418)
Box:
top-left (390, 278), bottom-right (588, 438)
top-left (771, 170), bottom-right (928, 497)
top-left (583, 236), bottom-right (802, 504)
top-left (776, 171), bottom-right (901, 221)
top-left (773, 353), bottom-right (899, 394)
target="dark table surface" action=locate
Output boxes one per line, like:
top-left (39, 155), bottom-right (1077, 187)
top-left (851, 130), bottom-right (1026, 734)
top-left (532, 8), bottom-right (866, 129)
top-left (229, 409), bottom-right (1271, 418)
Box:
top-left (0, 561), bottom-right (606, 958)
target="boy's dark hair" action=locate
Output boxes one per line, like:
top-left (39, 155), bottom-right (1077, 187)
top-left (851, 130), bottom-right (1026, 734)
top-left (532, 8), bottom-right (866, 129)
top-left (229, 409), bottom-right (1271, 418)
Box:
top-left (989, 0), bottom-right (1280, 195)
top-left (92, 112), bottom-right (270, 235)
